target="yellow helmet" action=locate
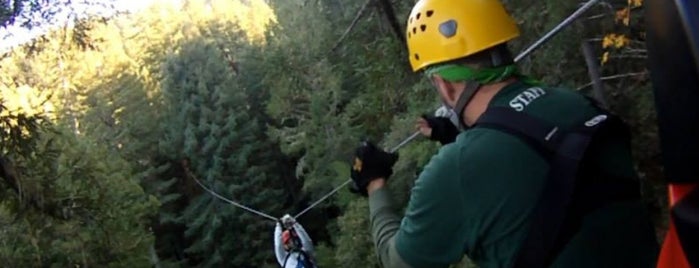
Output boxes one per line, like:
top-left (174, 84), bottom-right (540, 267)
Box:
top-left (406, 0), bottom-right (521, 72)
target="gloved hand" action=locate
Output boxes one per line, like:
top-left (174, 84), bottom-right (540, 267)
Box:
top-left (417, 114), bottom-right (460, 145)
top-left (349, 141), bottom-right (398, 197)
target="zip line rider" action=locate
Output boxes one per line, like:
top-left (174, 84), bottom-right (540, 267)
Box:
top-left (273, 214), bottom-right (317, 268)
top-left (348, 0), bottom-right (659, 267)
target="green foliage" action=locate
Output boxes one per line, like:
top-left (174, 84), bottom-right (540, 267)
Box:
top-left (0, 124), bottom-right (158, 267)
top-left (0, 100), bottom-right (45, 157)
top-left (159, 35), bottom-right (288, 266)
top-left (334, 200), bottom-right (379, 268)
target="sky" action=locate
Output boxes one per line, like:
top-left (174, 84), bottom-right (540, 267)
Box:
top-left (0, 0), bottom-right (157, 52)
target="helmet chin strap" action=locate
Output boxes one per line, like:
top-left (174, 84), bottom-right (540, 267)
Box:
top-left (440, 49), bottom-right (505, 129)
top-left (450, 81), bottom-right (481, 130)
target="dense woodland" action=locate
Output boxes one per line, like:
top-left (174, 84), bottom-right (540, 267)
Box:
top-left (0, 0), bottom-right (662, 267)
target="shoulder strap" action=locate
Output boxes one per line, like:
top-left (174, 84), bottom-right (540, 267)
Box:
top-left (298, 250), bottom-right (316, 268)
top-left (282, 248), bottom-right (315, 268)
top-left (474, 106), bottom-right (617, 268)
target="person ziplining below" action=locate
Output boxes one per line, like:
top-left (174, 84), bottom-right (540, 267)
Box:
top-left (273, 214), bottom-right (318, 268)
top-left (186, 159), bottom-right (321, 267)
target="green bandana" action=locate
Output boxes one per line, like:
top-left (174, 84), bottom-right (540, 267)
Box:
top-left (424, 64), bottom-right (542, 86)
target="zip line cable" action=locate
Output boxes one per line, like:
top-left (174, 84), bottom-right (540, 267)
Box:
top-left (189, 0), bottom-right (602, 222)
top-left (294, 131), bottom-right (422, 218)
top-left (294, 179), bottom-right (353, 218)
top-left (183, 130), bottom-right (421, 222)
top-left (513, 0), bottom-right (601, 63)
top-left (184, 162), bottom-right (279, 222)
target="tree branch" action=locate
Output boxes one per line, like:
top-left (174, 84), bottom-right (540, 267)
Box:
top-left (576, 71), bottom-right (648, 91)
top-left (581, 41), bottom-right (609, 108)
top-left (610, 55), bottom-right (647, 60)
top-left (1, 155), bottom-right (64, 219)
top-left (0, 155), bottom-right (22, 200)
top-left (329, 0), bottom-right (373, 53)
top-left (375, 0), bottom-right (405, 45)
top-left (586, 13), bottom-right (610, 20)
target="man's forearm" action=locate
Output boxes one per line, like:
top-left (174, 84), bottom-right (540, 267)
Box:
top-left (369, 185), bottom-right (413, 268)
top-left (294, 223), bottom-right (314, 253)
top-left (274, 224), bottom-right (286, 265)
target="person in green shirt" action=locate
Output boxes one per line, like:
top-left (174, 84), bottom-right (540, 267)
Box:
top-left (347, 0), bottom-right (659, 267)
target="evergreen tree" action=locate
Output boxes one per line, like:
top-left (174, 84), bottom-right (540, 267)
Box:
top-left (0, 101), bottom-right (158, 266)
top-left (159, 36), bottom-right (288, 266)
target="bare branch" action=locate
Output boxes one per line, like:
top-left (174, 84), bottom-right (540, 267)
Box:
top-left (375, 0), bottom-right (405, 45)
top-left (329, 0), bottom-right (373, 53)
top-left (0, 155), bottom-right (65, 219)
top-left (581, 41), bottom-right (609, 108)
top-left (0, 155), bottom-right (22, 201)
top-left (622, 48), bottom-right (647, 53)
top-left (576, 71), bottom-right (648, 91)
top-left (586, 13), bottom-right (610, 20)
top-left (610, 55), bottom-right (647, 60)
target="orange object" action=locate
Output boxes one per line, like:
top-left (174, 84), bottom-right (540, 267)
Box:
top-left (657, 183), bottom-right (697, 268)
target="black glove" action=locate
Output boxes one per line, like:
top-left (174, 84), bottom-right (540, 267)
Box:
top-left (349, 141), bottom-right (398, 197)
top-left (422, 114), bottom-right (459, 145)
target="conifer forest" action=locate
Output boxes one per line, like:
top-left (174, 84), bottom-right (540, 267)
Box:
top-left (0, 0), bottom-right (666, 267)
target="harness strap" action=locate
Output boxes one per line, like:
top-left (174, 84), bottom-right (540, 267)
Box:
top-left (475, 107), bottom-right (562, 154)
top-left (453, 81), bottom-right (481, 130)
top-left (474, 106), bottom-right (639, 267)
top-left (281, 248), bottom-right (315, 268)
top-left (281, 227), bottom-right (315, 268)
top-left (299, 250), bottom-right (316, 268)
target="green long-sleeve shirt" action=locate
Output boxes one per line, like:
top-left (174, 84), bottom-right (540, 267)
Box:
top-left (369, 81), bottom-right (659, 268)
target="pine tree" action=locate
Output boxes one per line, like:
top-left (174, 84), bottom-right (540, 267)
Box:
top-left (159, 35), bottom-right (288, 266)
top-left (0, 101), bottom-right (158, 266)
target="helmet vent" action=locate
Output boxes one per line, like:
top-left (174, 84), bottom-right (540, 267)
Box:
top-left (426, 10), bottom-right (433, 17)
top-left (414, 53), bottom-right (420, 60)
top-left (439, 20), bottom-right (457, 38)
top-left (413, 27), bottom-right (417, 34)
top-left (416, 13), bottom-right (421, 20)
top-left (420, 24), bottom-right (426, 32)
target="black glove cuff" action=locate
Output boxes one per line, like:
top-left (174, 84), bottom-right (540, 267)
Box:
top-left (422, 115), bottom-right (459, 145)
top-left (349, 180), bottom-right (368, 197)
